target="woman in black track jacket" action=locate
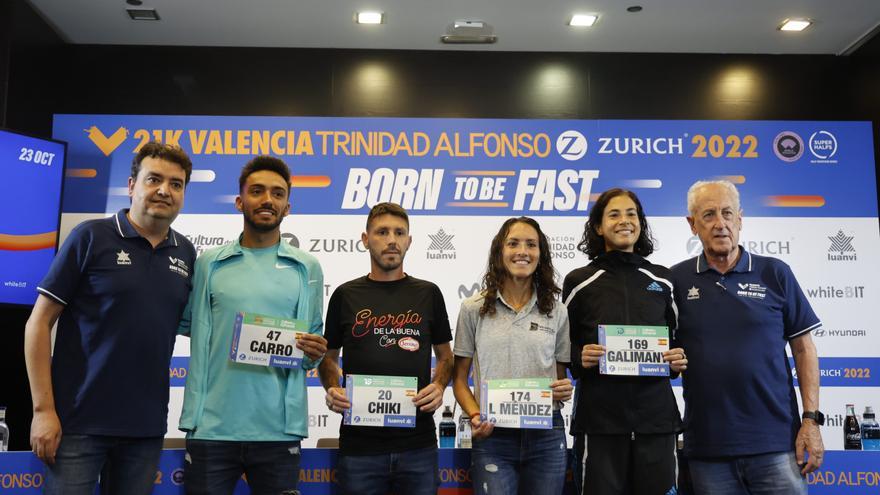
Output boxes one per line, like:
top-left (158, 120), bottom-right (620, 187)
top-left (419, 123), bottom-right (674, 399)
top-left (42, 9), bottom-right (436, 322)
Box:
top-left (563, 188), bottom-right (688, 495)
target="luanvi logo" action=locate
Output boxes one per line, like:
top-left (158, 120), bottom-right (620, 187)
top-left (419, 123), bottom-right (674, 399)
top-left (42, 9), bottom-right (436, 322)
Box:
top-left (427, 229), bottom-right (456, 260)
top-left (827, 230), bottom-right (856, 261)
top-left (116, 250), bottom-right (132, 265)
top-left (85, 126), bottom-right (129, 156)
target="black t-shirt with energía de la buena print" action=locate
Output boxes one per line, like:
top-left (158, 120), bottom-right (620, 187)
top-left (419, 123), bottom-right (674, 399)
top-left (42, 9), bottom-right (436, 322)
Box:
top-left (325, 275), bottom-right (452, 455)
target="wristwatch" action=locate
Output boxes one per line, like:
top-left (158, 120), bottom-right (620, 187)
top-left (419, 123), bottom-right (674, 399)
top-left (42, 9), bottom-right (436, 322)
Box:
top-left (802, 410), bottom-right (825, 425)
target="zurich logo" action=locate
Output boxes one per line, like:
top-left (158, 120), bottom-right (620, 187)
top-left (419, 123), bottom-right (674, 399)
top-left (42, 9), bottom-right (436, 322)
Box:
top-left (556, 130), bottom-right (588, 161)
top-left (646, 281), bottom-right (664, 292)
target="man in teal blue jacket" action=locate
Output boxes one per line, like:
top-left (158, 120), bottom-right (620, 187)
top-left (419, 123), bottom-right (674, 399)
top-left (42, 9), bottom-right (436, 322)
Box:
top-left (178, 156), bottom-right (327, 494)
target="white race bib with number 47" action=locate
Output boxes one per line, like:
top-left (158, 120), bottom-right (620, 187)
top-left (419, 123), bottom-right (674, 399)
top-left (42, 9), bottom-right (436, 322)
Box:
top-left (229, 311), bottom-right (306, 368)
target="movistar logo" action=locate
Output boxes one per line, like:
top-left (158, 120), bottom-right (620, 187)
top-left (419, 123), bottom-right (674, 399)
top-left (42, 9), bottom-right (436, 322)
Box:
top-left (458, 282), bottom-right (481, 299)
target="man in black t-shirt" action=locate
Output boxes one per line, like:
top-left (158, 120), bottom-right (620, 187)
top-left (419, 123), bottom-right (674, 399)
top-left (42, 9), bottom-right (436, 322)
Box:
top-left (319, 202), bottom-right (454, 495)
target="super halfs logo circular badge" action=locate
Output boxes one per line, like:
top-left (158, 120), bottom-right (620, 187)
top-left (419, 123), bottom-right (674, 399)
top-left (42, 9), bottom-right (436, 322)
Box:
top-left (773, 131), bottom-right (804, 162)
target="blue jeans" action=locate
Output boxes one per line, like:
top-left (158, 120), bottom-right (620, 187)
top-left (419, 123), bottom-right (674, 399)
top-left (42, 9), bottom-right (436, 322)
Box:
top-left (471, 410), bottom-right (567, 495)
top-left (184, 439), bottom-right (301, 495)
top-left (43, 434), bottom-right (163, 495)
top-left (337, 445), bottom-right (438, 495)
top-left (688, 451), bottom-right (807, 495)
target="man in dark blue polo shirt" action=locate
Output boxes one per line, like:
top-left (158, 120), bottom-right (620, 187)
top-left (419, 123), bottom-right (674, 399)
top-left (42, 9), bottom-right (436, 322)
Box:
top-left (24, 142), bottom-right (196, 495)
top-left (670, 180), bottom-right (824, 495)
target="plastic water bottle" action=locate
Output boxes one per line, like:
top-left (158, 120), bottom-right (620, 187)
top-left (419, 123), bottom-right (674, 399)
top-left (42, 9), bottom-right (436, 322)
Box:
top-left (0, 407), bottom-right (9, 452)
top-left (844, 404), bottom-right (862, 450)
top-left (439, 406), bottom-right (456, 448)
top-left (861, 406), bottom-right (880, 451)
top-left (457, 414), bottom-right (472, 448)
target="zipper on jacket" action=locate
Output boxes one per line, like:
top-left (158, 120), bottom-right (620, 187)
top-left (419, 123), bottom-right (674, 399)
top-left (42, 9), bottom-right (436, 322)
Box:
top-left (622, 268), bottom-right (630, 324)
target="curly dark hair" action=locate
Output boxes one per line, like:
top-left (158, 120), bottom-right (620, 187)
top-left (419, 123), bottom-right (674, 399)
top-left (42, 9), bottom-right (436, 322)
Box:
top-left (577, 188), bottom-right (655, 259)
top-left (479, 217), bottom-right (560, 318)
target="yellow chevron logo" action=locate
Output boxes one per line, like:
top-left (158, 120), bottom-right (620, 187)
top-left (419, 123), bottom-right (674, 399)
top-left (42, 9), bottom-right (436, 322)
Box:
top-left (85, 126), bottom-right (128, 156)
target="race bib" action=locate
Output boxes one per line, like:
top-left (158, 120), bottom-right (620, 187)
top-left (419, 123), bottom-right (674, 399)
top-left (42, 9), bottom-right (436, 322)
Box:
top-left (480, 378), bottom-right (553, 429)
top-left (344, 375), bottom-right (418, 428)
top-left (229, 311), bottom-right (306, 368)
top-left (599, 324), bottom-right (669, 377)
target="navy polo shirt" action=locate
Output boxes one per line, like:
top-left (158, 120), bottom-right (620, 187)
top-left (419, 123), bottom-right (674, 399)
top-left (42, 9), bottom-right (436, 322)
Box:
top-left (670, 248), bottom-right (820, 458)
top-left (38, 209), bottom-right (195, 437)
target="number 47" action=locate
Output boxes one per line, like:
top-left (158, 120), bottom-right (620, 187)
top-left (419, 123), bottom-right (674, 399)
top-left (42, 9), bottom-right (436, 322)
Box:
top-left (265, 330), bottom-right (281, 341)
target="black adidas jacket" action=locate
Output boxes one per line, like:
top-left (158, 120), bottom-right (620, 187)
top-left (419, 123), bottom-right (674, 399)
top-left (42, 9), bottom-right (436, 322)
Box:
top-left (563, 250), bottom-right (682, 435)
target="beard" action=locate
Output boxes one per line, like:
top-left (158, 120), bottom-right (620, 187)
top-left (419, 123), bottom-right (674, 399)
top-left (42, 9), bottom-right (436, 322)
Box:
top-left (243, 209), bottom-right (284, 233)
top-left (369, 247), bottom-right (406, 272)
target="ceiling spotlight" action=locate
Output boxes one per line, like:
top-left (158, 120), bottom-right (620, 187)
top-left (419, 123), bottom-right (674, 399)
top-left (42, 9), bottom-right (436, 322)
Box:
top-left (626, 6), bottom-right (643, 13)
top-left (356, 12), bottom-right (384, 24)
top-left (126, 0), bottom-right (143, 5)
top-left (569, 14), bottom-right (598, 27)
top-left (441, 20), bottom-right (497, 44)
top-left (779, 18), bottom-right (812, 32)
top-left (126, 8), bottom-right (159, 21)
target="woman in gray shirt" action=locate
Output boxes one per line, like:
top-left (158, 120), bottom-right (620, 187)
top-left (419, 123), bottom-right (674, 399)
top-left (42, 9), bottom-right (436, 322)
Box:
top-left (452, 216), bottom-right (573, 494)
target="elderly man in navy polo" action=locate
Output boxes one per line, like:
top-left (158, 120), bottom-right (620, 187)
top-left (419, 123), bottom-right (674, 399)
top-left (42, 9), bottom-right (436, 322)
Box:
top-left (670, 180), bottom-right (824, 495)
top-left (24, 142), bottom-right (196, 494)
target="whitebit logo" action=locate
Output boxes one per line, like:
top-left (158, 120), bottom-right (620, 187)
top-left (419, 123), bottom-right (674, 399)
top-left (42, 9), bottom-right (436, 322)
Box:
top-left (116, 250), bottom-right (132, 265)
top-left (827, 230), bottom-right (856, 261)
top-left (427, 228), bottom-right (456, 260)
top-left (556, 130), bottom-right (588, 161)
